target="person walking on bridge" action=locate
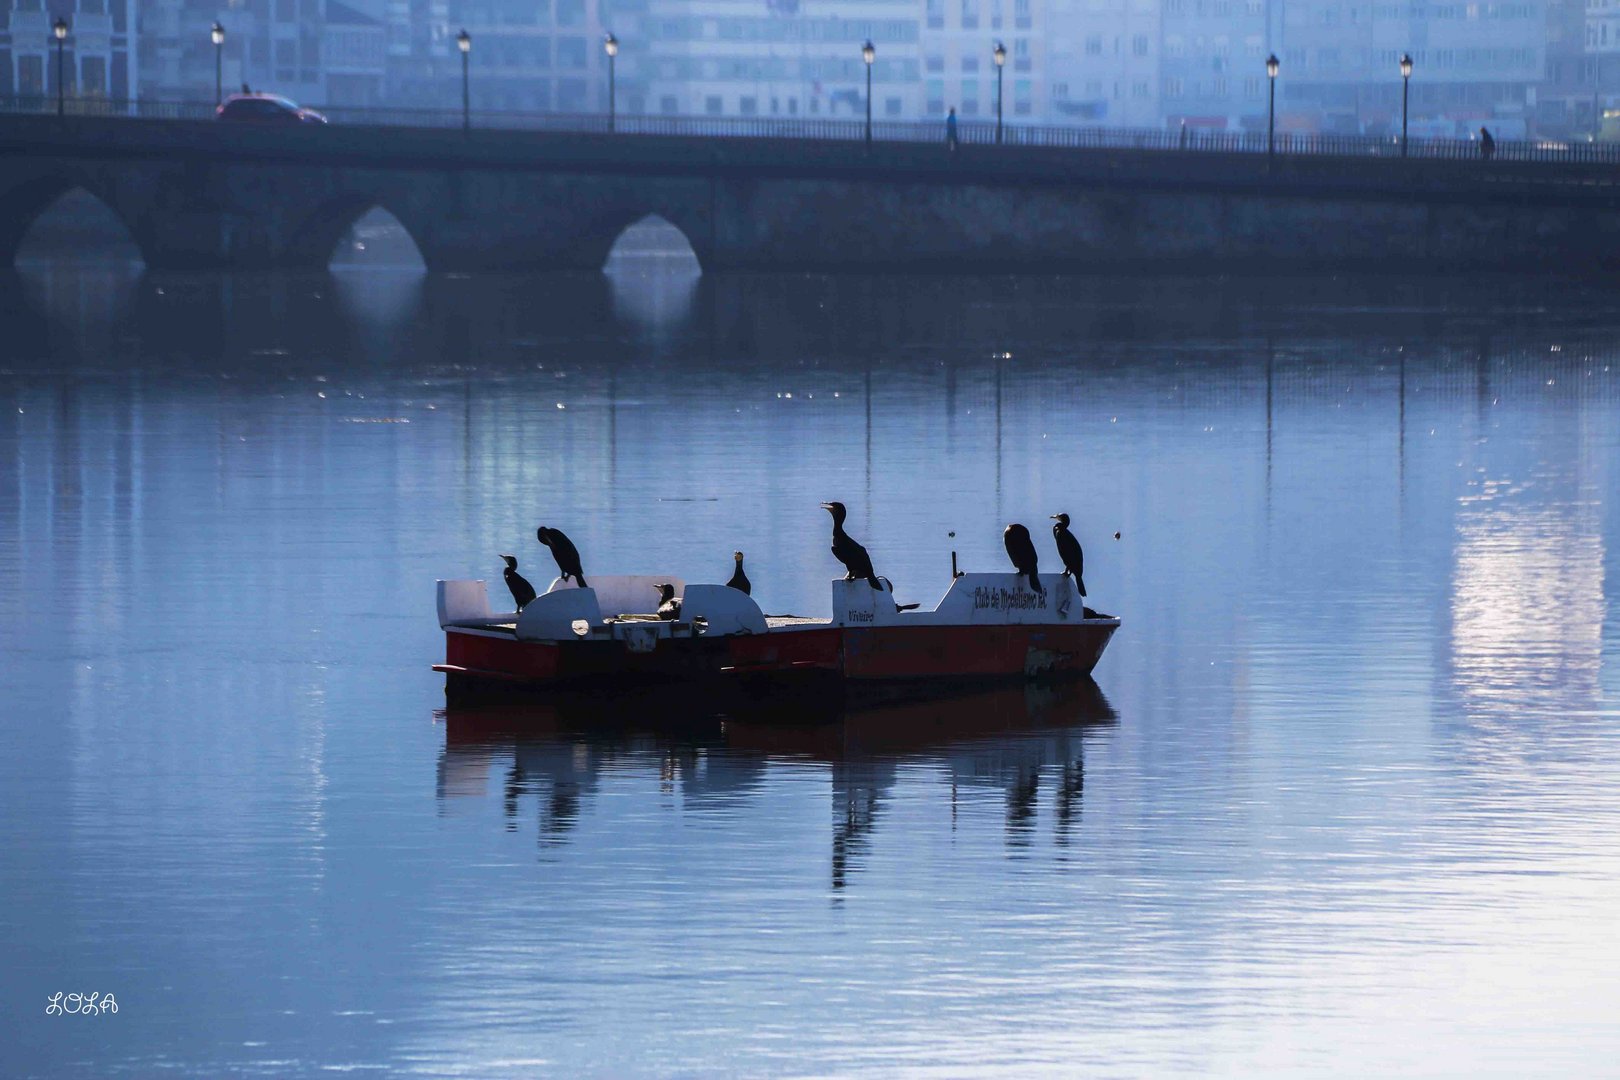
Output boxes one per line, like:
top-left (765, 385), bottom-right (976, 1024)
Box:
top-left (946, 107), bottom-right (959, 152)
top-left (1479, 127), bottom-right (1496, 161)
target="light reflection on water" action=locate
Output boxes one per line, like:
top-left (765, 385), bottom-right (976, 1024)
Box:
top-left (2, 262), bottom-right (1619, 1076)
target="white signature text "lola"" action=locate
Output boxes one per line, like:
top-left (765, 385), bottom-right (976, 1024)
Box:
top-left (46, 992), bottom-right (118, 1015)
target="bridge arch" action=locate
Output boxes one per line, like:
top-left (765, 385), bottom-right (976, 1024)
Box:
top-left (1, 175), bottom-right (147, 267)
top-left (603, 213), bottom-right (703, 273)
top-left (588, 204), bottom-right (710, 273)
top-left (290, 195), bottom-right (435, 271)
top-left (329, 205), bottom-right (428, 270)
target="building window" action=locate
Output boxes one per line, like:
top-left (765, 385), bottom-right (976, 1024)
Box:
top-left (1134, 34), bottom-right (1149, 56)
top-left (558, 37), bottom-right (587, 70)
top-left (661, 95), bottom-right (678, 114)
top-left (1086, 35), bottom-right (1103, 55)
top-left (17, 54), bottom-right (43, 96)
top-left (740, 96), bottom-right (757, 115)
top-left (886, 96), bottom-right (902, 115)
top-left (705, 95), bottom-right (723, 115)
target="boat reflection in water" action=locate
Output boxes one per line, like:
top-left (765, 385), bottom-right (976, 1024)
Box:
top-left (438, 679), bottom-right (1117, 888)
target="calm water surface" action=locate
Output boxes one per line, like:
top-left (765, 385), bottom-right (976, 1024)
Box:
top-left (3, 262), bottom-right (1619, 1077)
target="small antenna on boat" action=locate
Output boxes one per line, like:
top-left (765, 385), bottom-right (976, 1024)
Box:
top-left (949, 531), bottom-right (963, 578)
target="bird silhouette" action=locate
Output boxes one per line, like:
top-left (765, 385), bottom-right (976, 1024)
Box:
top-left (1050, 513), bottom-right (1087, 597)
top-left (1003, 523), bottom-right (1044, 594)
top-left (536, 526), bottom-right (587, 588)
top-left (655, 582), bottom-right (682, 621)
top-left (821, 502), bottom-right (882, 590)
top-left (727, 550), bottom-right (751, 595)
top-left (501, 554), bottom-right (537, 611)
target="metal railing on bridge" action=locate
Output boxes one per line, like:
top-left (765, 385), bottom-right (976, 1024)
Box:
top-left (5, 93), bottom-right (1618, 167)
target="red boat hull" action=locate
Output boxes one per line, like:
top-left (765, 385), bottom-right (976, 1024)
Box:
top-left (438, 620), bottom-right (1116, 701)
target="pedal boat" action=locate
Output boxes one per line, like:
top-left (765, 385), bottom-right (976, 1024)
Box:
top-left (435, 573), bottom-right (1118, 699)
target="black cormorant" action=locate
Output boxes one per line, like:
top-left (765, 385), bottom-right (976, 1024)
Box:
top-left (501, 554), bottom-right (537, 611)
top-left (536, 526), bottom-right (588, 588)
top-left (1050, 513), bottom-right (1087, 597)
top-left (1003, 523), bottom-right (1044, 594)
top-left (820, 501), bottom-right (882, 590)
top-left (727, 551), bottom-right (751, 595)
top-left (655, 582), bottom-right (682, 621)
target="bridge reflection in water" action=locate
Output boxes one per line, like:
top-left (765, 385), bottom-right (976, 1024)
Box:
top-left (438, 680), bottom-right (1116, 889)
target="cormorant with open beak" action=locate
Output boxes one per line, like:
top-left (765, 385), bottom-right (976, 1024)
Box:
top-left (821, 501), bottom-right (882, 590)
top-left (655, 582), bottom-right (682, 621)
top-left (501, 554), bottom-right (537, 611)
top-left (536, 526), bottom-right (588, 589)
top-left (1003, 523), bottom-right (1044, 594)
top-left (727, 550), bottom-right (751, 595)
top-left (1050, 513), bottom-right (1087, 596)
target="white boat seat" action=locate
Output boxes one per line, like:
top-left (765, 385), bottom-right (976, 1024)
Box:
top-left (681, 584), bottom-right (769, 636)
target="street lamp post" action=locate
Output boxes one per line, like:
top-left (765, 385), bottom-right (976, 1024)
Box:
top-left (212, 22), bottom-right (225, 106)
top-left (53, 18), bottom-right (68, 116)
top-left (993, 41), bottom-right (1006, 145)
top-left (457, 29), bottom-right (471, 133)
top-left (1266, 53), bottom-right (1279, 163)
top-left (1400, 53), bottom-right (1413, 158)
top-left (862, 39), bottom-right (875, 145)
top-left (603, 33), bottom-right (618, 133)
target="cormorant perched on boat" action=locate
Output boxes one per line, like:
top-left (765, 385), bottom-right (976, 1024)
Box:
top-left (727, 551), bottom-right (751, 595)
top-left (1050, 513), bottom-right (1087, 597)
top-left (501, 554), bottom-right (537, 611)
top-left (536, 526), bottom-right (588, 589)
top-left (655, 582), bottom-right (682, 621)
top-left (1003, 523), bottom-right (1044, 594)
top-left (820, 501), bottom-right (882, 590)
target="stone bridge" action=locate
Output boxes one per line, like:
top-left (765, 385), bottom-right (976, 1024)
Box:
top-left (4, 114), bottom-right (1620, 273)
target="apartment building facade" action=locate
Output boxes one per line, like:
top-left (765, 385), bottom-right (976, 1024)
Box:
top-left (2, 0), bottom-right (138, 103)
top-left (919, 0), bottom-right (1044, 123)
top-left (602, 0), bottom-right (920, 121)
top-left (1277, 0), bottom-right (1546, 136)
top-left (1045, 0), bottom-right (1160, 126)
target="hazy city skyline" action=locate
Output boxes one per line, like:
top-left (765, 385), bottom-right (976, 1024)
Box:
top-left (3, 0), bottom-right (1618, 138)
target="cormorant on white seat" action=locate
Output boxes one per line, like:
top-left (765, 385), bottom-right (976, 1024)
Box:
top-left (655, 582), bottom-right (682, 621)
top-left (1003, 523), bottom-right (1044, 594)
top-left (727, 551), bottom-right (751, 595)
top-left (501, 554), bottom-right (537, 611)
top-left (1050, 513), bottom-right (1087, 597)
top-left (536, 526), bottom-right (587, 589)
top-left (820, 501), bottom-right (882, 590)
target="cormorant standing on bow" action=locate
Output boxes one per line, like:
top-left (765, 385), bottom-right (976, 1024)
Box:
top-left (501, 554), bottom-right (537, 611)
top-left (727, 551), bottom-right (751, 595)
top-left (1050, 513), bottom-right (1087, 597)
top-left (1003, 523), bottom-right (1044, 594)
top-left (655, 582), bottom-right (682, 621)
top-left (536, 526), bottom-right (588, 588)
top-left (821, 501), bottom-right (882, 590)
